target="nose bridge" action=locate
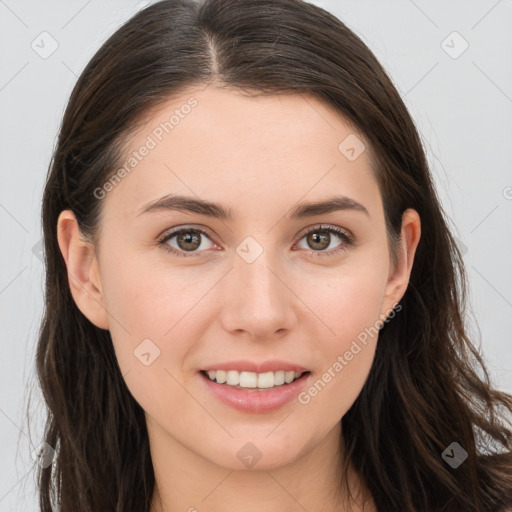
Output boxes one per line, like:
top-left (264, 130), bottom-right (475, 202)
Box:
top-left (221, 236), bottom-right (295, 336)
top-left (236, 238), bottom-right (283, 306)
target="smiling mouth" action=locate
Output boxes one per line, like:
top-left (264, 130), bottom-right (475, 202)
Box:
top-left (200, 369), bottom-right (311, 391)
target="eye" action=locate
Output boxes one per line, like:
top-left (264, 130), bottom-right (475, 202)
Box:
top-left (295, 225), bottom-right (354, 257)
top-left (159, 227), bottom-right (215, 257)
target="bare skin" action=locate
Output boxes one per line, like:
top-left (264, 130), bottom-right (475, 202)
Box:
top-left (57, 84), bottom-right (420, 511)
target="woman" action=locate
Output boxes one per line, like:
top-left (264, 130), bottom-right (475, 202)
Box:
top-left (33, 0), bottom-right (512, 510)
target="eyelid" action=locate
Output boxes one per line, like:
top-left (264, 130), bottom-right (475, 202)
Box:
top-left (295, 223), bottom-right (353, 241)
top-left (157, 223), bottom-right (215, 241)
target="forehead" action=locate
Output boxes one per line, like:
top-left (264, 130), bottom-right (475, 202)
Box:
top-left (103, 85), bottom-right (382, 223)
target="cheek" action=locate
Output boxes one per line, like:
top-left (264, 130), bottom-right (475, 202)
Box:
top-left (297, 340), bottom-right (376, 430)
top-left (99, 259), bottom-right (195, 420)
top-left (98, 249), bottom-right (189, 375)
top-left (98, 246), bottom-right (224, 411)
top-left (297, 265), bottom-right (388, 414)
top-left (100, 242), bottom-right (190, 334)
top-left (306, 258), bottom-right (389, 346)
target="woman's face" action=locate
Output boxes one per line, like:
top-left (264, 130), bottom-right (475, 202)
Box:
top-left (61, 85), bottom-right (419, 471)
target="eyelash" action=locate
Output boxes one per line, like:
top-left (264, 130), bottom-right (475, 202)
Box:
top-left (158, 225), bottom-right (354, 258)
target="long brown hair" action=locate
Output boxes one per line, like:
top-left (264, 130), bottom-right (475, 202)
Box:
top-left (30, 0), bottom-right (512, 510)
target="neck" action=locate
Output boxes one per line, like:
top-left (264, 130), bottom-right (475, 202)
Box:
top-left (148, 420), bottom-right (373, 512)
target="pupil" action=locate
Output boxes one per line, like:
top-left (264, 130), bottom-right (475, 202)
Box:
top-left (179, 232), bottom-right (200, 251)
top-left (309, 232), bottom-right (329, 250)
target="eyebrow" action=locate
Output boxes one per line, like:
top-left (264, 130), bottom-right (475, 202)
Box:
top-left (137, 194), bottom-right (370, 220)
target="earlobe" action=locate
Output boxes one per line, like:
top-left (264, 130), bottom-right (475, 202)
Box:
top-left (381, 208), bottom-right (421, 315)
top-left (56, 210), bottom-right (110, 330)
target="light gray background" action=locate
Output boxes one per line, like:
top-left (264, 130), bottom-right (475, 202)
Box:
top-left (1, 0), bottom-right (511, 510)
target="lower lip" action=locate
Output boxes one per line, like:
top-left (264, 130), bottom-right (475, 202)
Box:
top-left (199, 371), bottom-right (311, 413)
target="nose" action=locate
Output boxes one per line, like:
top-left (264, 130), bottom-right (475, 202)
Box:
top-left (218, 249), bottom-right (297, 340)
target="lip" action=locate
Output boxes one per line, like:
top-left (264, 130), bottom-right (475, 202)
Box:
top-left (201, 359), bottom-right (309, 374)
top-left (199, 370), bottom-right (311, 414)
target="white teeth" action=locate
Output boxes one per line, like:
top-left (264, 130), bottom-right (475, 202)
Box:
top-left (240, 371), bottom-right (258, 388)
top-left (226, 370), bottom-right (239, 385)
top-left (205, 369), bottom-right (306, 388)
top-left (257, 371), bottom-right (274, 389)
top-left (274, 370), bottom-right (285, 386)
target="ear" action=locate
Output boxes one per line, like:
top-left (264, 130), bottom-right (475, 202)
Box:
top-left (56, 210), bottom-right (110, 330)
top-left (381, 208), bottom-right (421, 316)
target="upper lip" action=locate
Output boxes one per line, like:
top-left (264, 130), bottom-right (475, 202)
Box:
top-left (201, 360), bottom-right (309, 374)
